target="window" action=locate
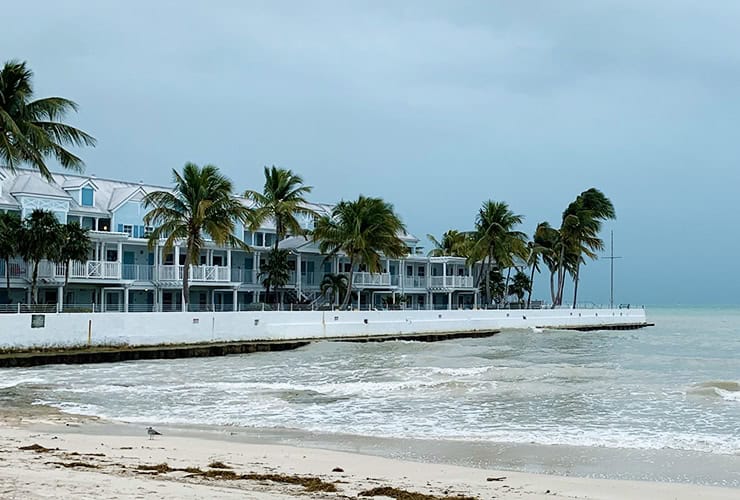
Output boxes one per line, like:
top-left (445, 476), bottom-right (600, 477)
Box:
top-left (81, 187), bottom-right (94, 206)
top-left (243, 230), bottom-right (253, 245)
top-left (254, 232), bottom-right (264, 247)
top-left (264, 233), bottom-right (275, 248)
top-left (144, 226), bottom-right (153, 237)
top-left (213, 255), bottom-right (223, 266)
top-left (417, 266), bottom-right (425, 277)
top-left (123, 225), bottom-right (133, 237)
top-left (106, 249), bottom-right (118, 262)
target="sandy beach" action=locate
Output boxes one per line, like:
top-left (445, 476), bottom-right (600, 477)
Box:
top-left (0, 406), bottom-right (737, 500)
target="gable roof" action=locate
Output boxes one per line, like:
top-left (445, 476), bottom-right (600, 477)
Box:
top-left (10, 174), bottom-right (70, 199)
top-left (108, 185), bottom-right (149, 211)
top-left (62, 177), bottom-right (99, 190)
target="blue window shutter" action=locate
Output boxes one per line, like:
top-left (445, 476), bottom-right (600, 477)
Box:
top-left (117, 224), bottom-right (123, 233)
top-left (81, 187), bottom-right (94, 206)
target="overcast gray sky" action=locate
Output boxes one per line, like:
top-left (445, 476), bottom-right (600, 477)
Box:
top-left (4, 1), bottom-right (740, 306)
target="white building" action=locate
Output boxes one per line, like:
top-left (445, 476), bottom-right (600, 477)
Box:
top-left (0, 168), bottom-right (478, 312)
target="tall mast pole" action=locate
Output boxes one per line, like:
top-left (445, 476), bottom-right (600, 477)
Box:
top-left (604, 230), bottom-right (622, 309)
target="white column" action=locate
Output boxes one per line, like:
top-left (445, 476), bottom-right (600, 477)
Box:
top-left (357, 290), bottom-right (361, 310)
top-left (226, 249), bottom-right (232, 269)
top-left (474, 291), bottom-right (478, 309)
top-left (57, 285), bottom-right (64, 313)
top-left (232, 288), bottom-right (238, 311)
top-left (448, 291), bottom-right (452, 310)
top-left (426, 262), bottom-right (431, 289)
top-left (124, 287), bottom-right (129, 313)
top-left (253, 252), bottom-right (259, 284)
top-left (296, 253), bottom-right (302, 298)
top-left (117, 241), bottom-right (123, 278)
top-left (442, 261), bottom-right (447, 287)
top-left (400, 259), bottom-right (405, 295)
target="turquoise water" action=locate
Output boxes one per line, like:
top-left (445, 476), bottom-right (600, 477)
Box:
top-left (1, 307), bottom-right (738, 483)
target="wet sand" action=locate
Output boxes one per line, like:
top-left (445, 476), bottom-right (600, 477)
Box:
top-left (0, 404), bottom-right (737, 499)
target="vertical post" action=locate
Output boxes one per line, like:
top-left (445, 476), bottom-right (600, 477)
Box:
top-left (123, 287), bottom-right (129, 313)
top-left (57, 285), bottom-right (63, 313)
top-left (232, 288), bottom-right (238, 312)
top-left (117, 241), bottom-right (123, 278)
top-left (610, 230), bottom-right (614, 309)
top-left (448, 291), bottom-right (452, 310)
top-left (442, 261), bottom-right (447, 287)
top-left (296, 253), bottom-right (302, 299)
top-left (87, 319), bottom-right (92, 346)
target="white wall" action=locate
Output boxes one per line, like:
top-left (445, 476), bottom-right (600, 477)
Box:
top-left (0, 308), bottom-right (648, 350)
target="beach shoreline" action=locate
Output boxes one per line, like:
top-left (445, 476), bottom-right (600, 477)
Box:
top-left (1, 405), bottom-right (737, 499)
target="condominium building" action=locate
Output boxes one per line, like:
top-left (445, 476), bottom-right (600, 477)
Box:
top-left (0, 168), bottom-right (477, 311)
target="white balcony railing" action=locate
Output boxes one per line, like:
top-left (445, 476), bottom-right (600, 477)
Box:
top-left (345, 272), bottom-right (392, 287)
top-left (157, 265), bottom-right (230, 282)
top-left (36, 260), bottom-right (122, 280)
top-left (403, 275), bottom-right (428, 289)
top-left (122, 264), bottom-right (154, 281)
top-left (429, 275), bottom-right (475, 289)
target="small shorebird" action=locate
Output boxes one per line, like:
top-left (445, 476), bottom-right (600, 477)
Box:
top-left (146, 426), bottom-right (162, 440)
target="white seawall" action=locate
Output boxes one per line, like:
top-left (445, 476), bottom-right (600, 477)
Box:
top-left (0, 308), bottom-right (648, 350)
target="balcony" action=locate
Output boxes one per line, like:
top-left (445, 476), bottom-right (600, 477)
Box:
top-left (157, 265), bottom-right (230, 282)
top-left (402, 276), bottom-right (427, 289)
top-left (37, 260), bottom-right (122, 280)
top-left (429, 275), bottom-right (475, 289)
top-left (231, 268), bottom-right (257, 284)
top-left (345, 272), bottom-right (392, 287)
top-left (122, 264), bottom-right (154, 281)
top-left (1, 259), bottom-right (27, 280)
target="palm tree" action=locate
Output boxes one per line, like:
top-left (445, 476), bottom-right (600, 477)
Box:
top-left (533, 222), bottom-right (561, 306)
top-left (562, 188), bottom-right (616, 308)
top-left (258, 249), bottom-right (291, 305)
top-left (526, 222), bottom-right (554, 308)
top-left (57, 222), bottom-right (92, 305)
top-left (144, 163), bottom-right (251, 310)
top-left (18, 209), bottom-right (63, 303)
top-left (426, 230), bottom-right (474, 257)
top-left (244, 166), bottom-right (317, 253)
top-left (0, 211), bottom-right (21, 301)
top-left (473, 201), bottom-right (526, 307)
top-left (0, 60), bottom-right (96, 180)
top-left (319, 273), bottom-right (348, 307)
top-left (509, 270), bottom-right (532, 307)
top-left (312, 195), bottom-right (407, 309)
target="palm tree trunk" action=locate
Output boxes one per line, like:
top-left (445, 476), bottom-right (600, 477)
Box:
top-left (571, 262), bottom-right (580, 309)
top-left (341, 258), bottom-right (354, 309)
top-left (556, 245), bottom-right (566, 306)
top-left (4, 258), bottom-right (10, 300)
top-left (484, 254), bottom-right (491, 308)
top-left (63, 261), bottom-right (70, 312)
top-left (526, 262), bottom-right (536, 309)
top-left (549, 270), bottom-right (557, 308)
top-left (504, 267), bottom-right (512, 306)
top-left (31, 261), bottom-right (39, 304)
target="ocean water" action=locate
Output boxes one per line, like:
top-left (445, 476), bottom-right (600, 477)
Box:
top-left (1, 307), bottom-right (739, 483)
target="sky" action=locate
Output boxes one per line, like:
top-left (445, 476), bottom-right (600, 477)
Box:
top-left (4, 0), bottom-right (740, 306)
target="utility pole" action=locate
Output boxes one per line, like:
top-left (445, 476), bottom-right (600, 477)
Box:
top-left (603, 230), bottom-right (622, 309)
